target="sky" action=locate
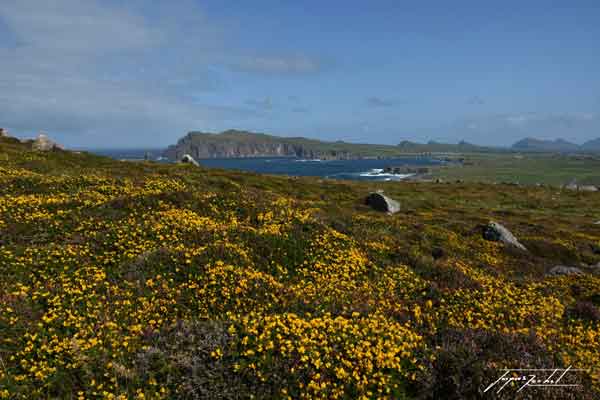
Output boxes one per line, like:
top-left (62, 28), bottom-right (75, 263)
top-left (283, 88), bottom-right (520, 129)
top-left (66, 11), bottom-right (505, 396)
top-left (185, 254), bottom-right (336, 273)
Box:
top-left (1, 0), bottom-right (600, 148)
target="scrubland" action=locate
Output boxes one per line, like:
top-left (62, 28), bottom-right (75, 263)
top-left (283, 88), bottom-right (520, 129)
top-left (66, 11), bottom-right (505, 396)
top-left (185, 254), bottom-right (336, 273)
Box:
top-left (1, 137), bottom-right (599, 399)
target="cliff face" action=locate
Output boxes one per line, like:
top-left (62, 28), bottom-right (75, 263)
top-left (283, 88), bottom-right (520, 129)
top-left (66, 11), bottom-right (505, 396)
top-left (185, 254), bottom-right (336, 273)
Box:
top-left (163, 130), bottom-right (356, 160)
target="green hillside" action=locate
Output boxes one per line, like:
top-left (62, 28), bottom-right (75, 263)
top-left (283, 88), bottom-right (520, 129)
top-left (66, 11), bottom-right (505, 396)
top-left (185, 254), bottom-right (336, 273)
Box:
top-left (1, 136), bottom-right (599, 399)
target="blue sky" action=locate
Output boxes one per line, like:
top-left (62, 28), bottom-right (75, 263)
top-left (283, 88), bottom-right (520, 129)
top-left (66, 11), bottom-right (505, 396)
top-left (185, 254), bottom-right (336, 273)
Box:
top-left (1, 0), bottom-right (599, 148)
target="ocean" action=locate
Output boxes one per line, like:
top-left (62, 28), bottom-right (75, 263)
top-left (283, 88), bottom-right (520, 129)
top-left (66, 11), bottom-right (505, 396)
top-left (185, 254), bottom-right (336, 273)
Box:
top-left (87, 149), bottom-right (442, 182)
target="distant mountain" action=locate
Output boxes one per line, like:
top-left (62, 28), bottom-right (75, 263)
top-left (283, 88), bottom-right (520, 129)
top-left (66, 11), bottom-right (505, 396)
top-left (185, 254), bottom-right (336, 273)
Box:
top-left (397, 139), bottom-right (497, 153)
top-left (582, 138), bottom-right (600, 151)
top-left (511, 137), bottom-right (580, 152)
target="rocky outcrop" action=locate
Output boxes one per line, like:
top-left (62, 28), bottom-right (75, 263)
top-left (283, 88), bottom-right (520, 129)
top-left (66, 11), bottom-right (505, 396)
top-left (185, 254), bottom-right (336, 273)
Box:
top-left (547, 265), bottom-right (584, 276)
top-left (164, 130), bottom-right (361, 160)
top-left (0, 128), bottom-right (7, 137)
top-left (482, 221), bottom-right (527, 251)
top-left (180, 154), bottom-right (200, 167)
top-left (383, 166), bottom-right (431, 174)
top-left (564, 183), bottom-right (598, 192)
top-left (32, 133), bottom-right (62, 151)
top-left (365, 192), bottom-right (400, 214)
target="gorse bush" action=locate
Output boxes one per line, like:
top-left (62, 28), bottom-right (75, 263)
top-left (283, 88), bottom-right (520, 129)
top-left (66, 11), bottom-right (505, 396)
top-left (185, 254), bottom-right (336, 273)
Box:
top-left (1, 139), bottom-right (599, 399)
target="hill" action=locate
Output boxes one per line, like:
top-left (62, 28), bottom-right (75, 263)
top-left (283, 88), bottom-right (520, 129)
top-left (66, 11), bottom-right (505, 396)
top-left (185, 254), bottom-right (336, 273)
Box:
top-left (163, 130), bottom-right (499, 161)
top-left (582, 138), bottom-right (600, 151)
top-left (163, 129), bottom-right (406, 160)
top-left (398, 139), bottom-right (498, 153)
top-left (511, 137), bottom-right (581, 152)
top-left (1, 135), bottom-right (600, 399)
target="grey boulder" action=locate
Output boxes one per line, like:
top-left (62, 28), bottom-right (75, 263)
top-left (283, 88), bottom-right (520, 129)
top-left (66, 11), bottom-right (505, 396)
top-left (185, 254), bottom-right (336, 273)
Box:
top-left (365, 192), bottom-right (400, 214)
top-left (579, 185), bottom-right (598, 192)
top-left (180, 154), bottom-right (200, 167)
top-left (563, 183), bottom-right (598, 192)
top-left (547, 265), bottom-right (584, 276)
top-left (483, 221), bottom-right (527, 251)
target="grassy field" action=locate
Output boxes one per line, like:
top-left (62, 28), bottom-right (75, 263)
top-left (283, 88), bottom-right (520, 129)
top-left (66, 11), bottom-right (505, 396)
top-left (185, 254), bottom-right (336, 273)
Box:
top-left (434, 153), bottom-right (600, 186)
top-left (1, 136), bottom-right (600, 399)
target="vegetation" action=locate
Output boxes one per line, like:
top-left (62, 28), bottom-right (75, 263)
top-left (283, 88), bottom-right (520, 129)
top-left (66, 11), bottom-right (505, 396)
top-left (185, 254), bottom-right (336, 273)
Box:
top-left (1, 136), bottom-right (600, 399)
top-left (434, 153), bottom-right (600, 186)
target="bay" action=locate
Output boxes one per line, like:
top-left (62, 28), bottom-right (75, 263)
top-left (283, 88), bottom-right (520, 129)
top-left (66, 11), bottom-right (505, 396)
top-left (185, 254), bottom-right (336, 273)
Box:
top-left (87, 148), bottom-right (443, 182)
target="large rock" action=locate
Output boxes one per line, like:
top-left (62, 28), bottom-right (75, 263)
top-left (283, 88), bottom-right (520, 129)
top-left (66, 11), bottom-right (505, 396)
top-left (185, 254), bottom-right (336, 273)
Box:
top-left (365, 192), bottom-right (400, 214)
top-left (0, 128), bottom-right (7, 137)
top-left (563, 183), bottom-right (598, 192)
top-left (32, 133), bottom-right (61, 151)
top-left (588, 261), bottom-right (600, 270)
top-left (180, 154), bottom-right (199, 167)
top-left (482, 221), bottom-right (527, 251)
top-left (547, 265), bottom-right (584, 276)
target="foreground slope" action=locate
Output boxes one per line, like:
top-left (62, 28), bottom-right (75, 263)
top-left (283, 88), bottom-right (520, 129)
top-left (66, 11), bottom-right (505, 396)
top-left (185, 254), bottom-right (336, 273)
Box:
top-left (1, 137), bottom-right (599, 399)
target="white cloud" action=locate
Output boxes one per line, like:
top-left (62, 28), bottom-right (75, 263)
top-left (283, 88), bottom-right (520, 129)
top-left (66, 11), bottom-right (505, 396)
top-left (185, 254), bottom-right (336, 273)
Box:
top-left (0, 0), bottom-right (261, 147)
top-left (505, 113), bottom-right (537, 125)
top-left (232, 55), bottom-right (320, 74)
top-left (246, 97), bottom-right (274, 110)
top-left (0, 0), bottom-right (158, 55)
top-left (366, 97), bottom-right (396, 107)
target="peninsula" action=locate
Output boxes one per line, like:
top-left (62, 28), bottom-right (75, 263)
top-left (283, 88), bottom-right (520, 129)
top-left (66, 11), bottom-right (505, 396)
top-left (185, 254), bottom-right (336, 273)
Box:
top-left (162, 130), bottom-right (494, 160)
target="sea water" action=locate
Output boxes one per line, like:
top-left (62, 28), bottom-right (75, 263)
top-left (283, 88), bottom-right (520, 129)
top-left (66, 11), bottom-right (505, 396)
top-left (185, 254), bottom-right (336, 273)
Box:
top-left (87, 149), bottom-right (442, 182)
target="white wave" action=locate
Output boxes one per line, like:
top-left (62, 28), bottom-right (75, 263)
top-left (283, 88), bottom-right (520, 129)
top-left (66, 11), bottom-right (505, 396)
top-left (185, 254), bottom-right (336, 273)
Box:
top-left (295, 159), bottom-right (322, 162)
top-left (358, 169), bottom-right (383, 176)
top-left (359, 171), bottom-right (415, 179)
